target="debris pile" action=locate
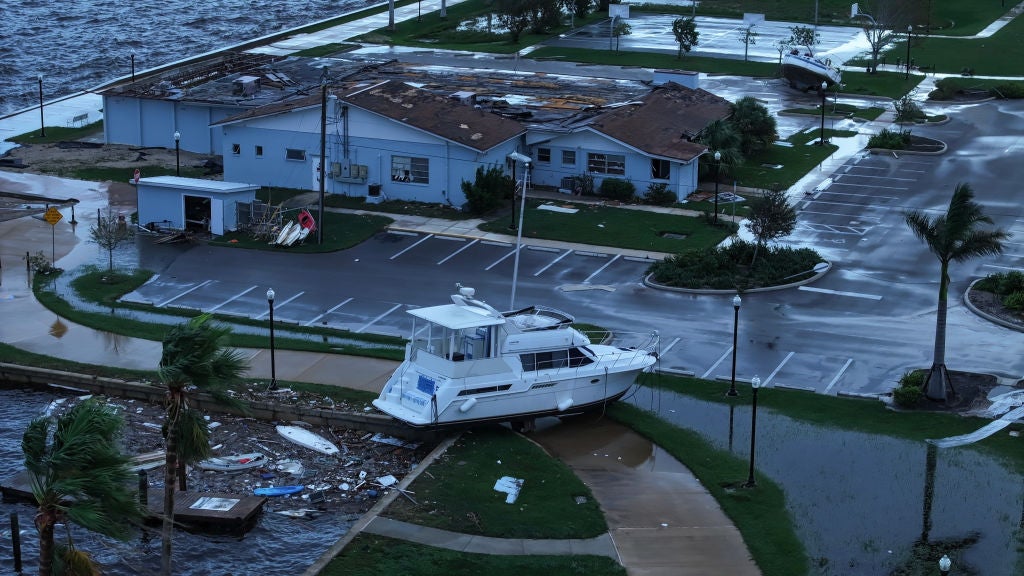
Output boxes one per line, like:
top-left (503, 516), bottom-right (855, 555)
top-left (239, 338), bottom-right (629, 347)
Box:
top-left (53, 393), bottom-right (430, 519)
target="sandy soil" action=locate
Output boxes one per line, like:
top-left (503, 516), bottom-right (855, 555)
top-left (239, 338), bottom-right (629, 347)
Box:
top-left (1, 138), bottom-right (217, 179)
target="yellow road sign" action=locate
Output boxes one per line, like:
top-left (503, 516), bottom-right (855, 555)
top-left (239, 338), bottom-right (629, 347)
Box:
top-left (44, 206), bottom-right (63, 226)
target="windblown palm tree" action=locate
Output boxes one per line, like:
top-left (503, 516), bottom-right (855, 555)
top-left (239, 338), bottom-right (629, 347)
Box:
top-left (158, 315), bottom-right (247, 576)
top-left (22, 399), bottom-right (141, 576)
top-left (904, 183), bottom-right (1009, 401)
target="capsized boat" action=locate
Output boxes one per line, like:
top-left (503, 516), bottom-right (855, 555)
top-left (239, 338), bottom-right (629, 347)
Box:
top-left (372, 285), bottom-right (659, 429)
top-left (781, 50), bottom-right (842, 92)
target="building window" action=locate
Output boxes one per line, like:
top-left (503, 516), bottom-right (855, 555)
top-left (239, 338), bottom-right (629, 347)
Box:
top-left (651, 158), bottom-right (670, 180)
top-left (537, 148), bottom-right (551, 163)
top-left (286, 148), bottom-right (306, 161)
top-left (255, 145), bottom-right (263, 158)
top-left (587, 152), bottom-right (625, 175)
top-left (231, 143), bottom-right (241, 155)
top-left (562, 150), bottom-right (576, 166)
top-left (391, 155), bottom-right (429, 183)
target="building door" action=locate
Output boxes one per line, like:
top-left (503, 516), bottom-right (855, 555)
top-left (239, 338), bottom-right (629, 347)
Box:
top-left (183, 195), bottom-right (211, 233)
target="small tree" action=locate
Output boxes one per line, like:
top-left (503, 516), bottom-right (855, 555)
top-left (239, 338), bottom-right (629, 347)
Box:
top-left (774, 38), bottom-right (791, 69)
top-left (788, 25), bottom-right (819, 56)
top-left (672, 17), bottom-right (699, 59)
top-left (496, 0), bottom-right (531, 42)
top-left (893, 93), bottom-right (925, 122)
top-left (612, 20), bottom-right (631, 51)
top-left (746, 189), bottom-right (797, 265)
top-left (729, 97), bottom-right (777, 156)
top-left (461, 165), bottom-right (512, 215)
top-left (89, 207), bottom-right (135, 272)
top-left (739, 24), bottom-right (758, 61)
top-left (904, 183), bottom-right (1009, 402)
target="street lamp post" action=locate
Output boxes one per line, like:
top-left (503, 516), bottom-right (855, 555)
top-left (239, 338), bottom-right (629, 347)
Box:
top-left (37, 75), bottom-right (45, 137)
top-left (418, 0), bottom-right (421, 21)
top-left (818, 81), bottom-right (827, 145)
top-left (267, 288), bottom-right (277, 391)
top-left (173, 130), bottom-right (181, 176)
top-left (130, 52), bottom-right (136, 82)
top-left (938, 554), bottom-right (951, 576)
top-left (713, 150), bottom-right (721, 224)
top-left (727, 293), bottom-right (741, 397)
top-left (905, 25), bottom-right (912, 80)
top-left (743, 375), bottom-right (763, 488)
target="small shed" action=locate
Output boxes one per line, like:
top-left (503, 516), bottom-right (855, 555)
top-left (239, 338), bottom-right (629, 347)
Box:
top-left (136, 176), bottom-right (259, 236)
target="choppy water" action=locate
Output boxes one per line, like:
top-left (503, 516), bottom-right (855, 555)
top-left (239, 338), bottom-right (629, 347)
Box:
top-left (0, 0), bottom-right (375, 116)
top-left (0, 388), bottom-right (356, 575)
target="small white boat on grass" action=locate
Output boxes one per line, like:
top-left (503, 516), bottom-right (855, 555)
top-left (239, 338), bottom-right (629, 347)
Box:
top-left (373, 285), bottom-right (659, 429)
top-left (276, 425), bottom-right (340, 455)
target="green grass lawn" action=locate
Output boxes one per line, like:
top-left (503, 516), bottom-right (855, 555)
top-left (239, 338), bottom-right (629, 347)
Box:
top-left (383, 426), bottom-right (608, 539)
top-left (479, 200), bottom-right (734, 253)
top-left (325, 535), bottom-right (626, 576)
top-left (781, 103), bottom-right (887, 121)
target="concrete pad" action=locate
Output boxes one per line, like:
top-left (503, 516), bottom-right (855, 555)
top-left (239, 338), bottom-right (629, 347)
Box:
top-left (464, 534), bottom-right (526, 555)
top-left (612, 526), bottom-right (759, 575)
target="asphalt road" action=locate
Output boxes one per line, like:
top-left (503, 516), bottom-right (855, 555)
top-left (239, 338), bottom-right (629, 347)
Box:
top-left (119, 97), bottom-right (1024, 398)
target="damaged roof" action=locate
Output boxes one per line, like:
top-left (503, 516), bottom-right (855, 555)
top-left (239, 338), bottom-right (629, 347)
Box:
top-left (342, 80), bottom-right (526, 152)
top-left (585, 82), bottom-right (732, 162)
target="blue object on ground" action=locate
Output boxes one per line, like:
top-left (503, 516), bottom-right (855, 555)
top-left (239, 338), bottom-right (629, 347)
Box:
top-left (254, 485), bottom-right (304, 497)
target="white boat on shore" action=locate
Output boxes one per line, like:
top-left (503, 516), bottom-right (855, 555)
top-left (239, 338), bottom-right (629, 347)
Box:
top-left (373, 285), bottom-right (659, 429)
top-left (276, 425), bottom-right (340, 455)
top-left (781, 50), bottom-right (842, 92)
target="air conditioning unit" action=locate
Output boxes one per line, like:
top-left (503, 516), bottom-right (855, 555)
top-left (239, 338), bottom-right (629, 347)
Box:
top-left (353, 164), bottom-right (368, 179)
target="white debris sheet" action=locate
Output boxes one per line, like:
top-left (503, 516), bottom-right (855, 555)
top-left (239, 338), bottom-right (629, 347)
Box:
top-left (538, 203), bottom-right (578, 214)
top-left (493, 476), bottom-right (524, 504)
top-left (927, 405), bottom-right (1024, 448)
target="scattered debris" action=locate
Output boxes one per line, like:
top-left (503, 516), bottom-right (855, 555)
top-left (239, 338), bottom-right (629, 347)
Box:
top-left (493, 476), bottom-right (524, 504)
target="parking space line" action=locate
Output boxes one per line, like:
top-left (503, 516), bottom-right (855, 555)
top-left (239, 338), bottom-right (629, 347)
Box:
top-left (157, 280), bottom-right (213, 308)
top-left (763, 351), bottom-right (794, 387)
top-left (534, 249), bottom-right (573, 276)
top-left (584, 254), bottom-right (620, 283)
top-left (390, 234), bottom-right (433, 260)
top-left (834, 174), bottom-right (916, 182)
top-left (357, 303), bottom-right (403, 333)
top-left (256, 291), bottom-right (305, 319)
top-left (207, 285), bottom-right (258, 313)
top-left (305, 297), bottom-right (353, 326)
top-left (702, 347), bottom-right (732, 380)
top-left (437, 239), bottom-right (478, 265)
top-left (799, 210), bottom-right (881, 221)
top-left (798, 286), bottom-right (883, 300)
top-left (814, 190), bottom-right (899, 200)
top-left (486, 247), bottom-right (519, 270)
top-left (823, 358), bottom-right (854, 395)
top-left (482, 240), bottom-right (512, 247)
top-left (828, 182), bottom-right (909, 191)
top-left (660, 337), bottom-right (681, 357)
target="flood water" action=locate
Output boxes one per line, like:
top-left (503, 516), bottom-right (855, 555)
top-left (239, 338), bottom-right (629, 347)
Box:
top-left (628, 386), bottom-right (1024, 575)
top-left (0, 388), bottom-right (356, 575)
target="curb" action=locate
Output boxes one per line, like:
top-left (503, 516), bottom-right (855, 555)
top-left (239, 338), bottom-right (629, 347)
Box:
top-left (641, 261), bottom-right (832, 295)
top-left (302, 434), bottom-right (460, 576)
top-left (963, 279), bottom-right (1024, 333)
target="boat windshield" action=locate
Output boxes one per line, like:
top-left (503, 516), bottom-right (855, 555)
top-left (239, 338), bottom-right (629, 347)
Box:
top-left (411, 319), bottom-right (493, 361)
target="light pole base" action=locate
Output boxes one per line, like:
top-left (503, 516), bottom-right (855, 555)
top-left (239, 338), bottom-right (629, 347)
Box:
top-left (726, 388), bottom-right (739, 397)
top-left (743, 480), bottom-right (757, 488)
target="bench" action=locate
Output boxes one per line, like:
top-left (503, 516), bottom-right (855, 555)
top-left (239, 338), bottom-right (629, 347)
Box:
top-left (66, 113), bottom-right (89, 128)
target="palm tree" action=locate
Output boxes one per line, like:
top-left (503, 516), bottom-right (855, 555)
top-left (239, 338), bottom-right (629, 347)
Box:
top-left (158, 315), bottom-right (247, 576)
top-left (22, 399), bottom-right (141, 576)
top-left (904, 183), bottom-right (1009, 401)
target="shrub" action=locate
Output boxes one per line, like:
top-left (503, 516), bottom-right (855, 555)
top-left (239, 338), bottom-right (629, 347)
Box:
top-left (643, 182), bottom-right (676, 206)
top-left (898, 370), bottom-right (925, 389)
top-left (893, 94), bottom-right (925, 123)
top-left (867, 128), bottom-right (911, 150)
top-left (460, 165), bottom-right (511, 215)
top-left (893, 385), bottom-right (923, 408)
top-left (1003, 291), bottom-right (1024, 311)
top-left (24, 251), bottom-right (61, 275)
top-left (646, 240), bottom-right (822, 290)
top-left (598, 178), bottom-right (636, 202)
top-left (976, 271), bottom-right (1024, 295)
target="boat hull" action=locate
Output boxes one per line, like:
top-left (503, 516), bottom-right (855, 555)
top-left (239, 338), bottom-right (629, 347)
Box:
top-left (781, 53), bottom-right (841, 92)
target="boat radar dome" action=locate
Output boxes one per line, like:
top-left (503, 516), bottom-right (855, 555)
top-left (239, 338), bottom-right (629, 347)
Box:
top-left (458, 286), bottom-right (475, 298)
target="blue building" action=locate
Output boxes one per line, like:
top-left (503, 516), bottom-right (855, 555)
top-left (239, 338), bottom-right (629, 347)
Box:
top-left (214, 80), bottom-right (527, 207)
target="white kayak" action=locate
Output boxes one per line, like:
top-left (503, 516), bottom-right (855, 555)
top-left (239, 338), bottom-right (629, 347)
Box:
top-left (275, 425), bottom-right (340, 456)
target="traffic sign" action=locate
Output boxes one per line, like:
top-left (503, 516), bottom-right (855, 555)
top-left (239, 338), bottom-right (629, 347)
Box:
top-left (44, 206), bottom-right (63, 226)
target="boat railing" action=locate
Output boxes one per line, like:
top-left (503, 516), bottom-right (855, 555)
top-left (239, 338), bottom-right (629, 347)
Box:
top-left (505, 305), bottom-right (575, 330)
top-left (606, 332), bottom-right (660, 368)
